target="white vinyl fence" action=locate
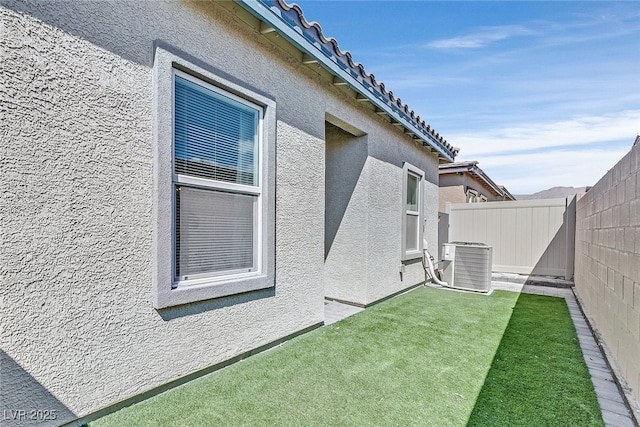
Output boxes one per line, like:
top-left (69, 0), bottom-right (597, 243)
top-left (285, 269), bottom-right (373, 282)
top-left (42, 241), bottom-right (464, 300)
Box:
top-left (445, 197), bottom-right (576, 279)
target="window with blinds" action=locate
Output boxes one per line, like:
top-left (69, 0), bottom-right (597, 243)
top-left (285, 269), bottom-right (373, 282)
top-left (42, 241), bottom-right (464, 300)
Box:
top-left (402, 163), bottom-right (424, 260)
top-left (173, 71), bottom-right (262, 282)
top-left (405, 172), bottom-right (420, 252)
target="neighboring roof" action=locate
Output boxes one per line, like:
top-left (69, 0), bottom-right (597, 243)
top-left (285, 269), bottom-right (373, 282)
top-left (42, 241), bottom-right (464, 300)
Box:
top-left (237, 0), bottom-right (459, 162)
top-left (515, 186), bottom-right (588, 200)
top-left (439, 160), bottom-right (480, 170)
top-left (499, 185), bottom-right (516, 201)
top-left (439, 161), bottom-right (514, 200)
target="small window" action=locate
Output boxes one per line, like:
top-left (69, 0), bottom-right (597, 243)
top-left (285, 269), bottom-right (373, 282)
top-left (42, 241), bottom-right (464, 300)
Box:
top-left (402, 163), bottom-right (424, 260)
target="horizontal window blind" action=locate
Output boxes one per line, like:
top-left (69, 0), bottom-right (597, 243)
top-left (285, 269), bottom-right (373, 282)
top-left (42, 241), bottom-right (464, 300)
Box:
top-left (174, 75), bottom-right (259, 186)
top-left (175, 186), bottom-right (256, 279)
top-left (405, 213), bottom-right (419, 252)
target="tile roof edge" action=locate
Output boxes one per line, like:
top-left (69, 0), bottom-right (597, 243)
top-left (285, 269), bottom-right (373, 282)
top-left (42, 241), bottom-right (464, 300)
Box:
top-left (439, 161), bottom-right (479, 169)
top-left (251, 0), bottom-right (459, 160)
top-left (439, 161), bottom-right (507, 198)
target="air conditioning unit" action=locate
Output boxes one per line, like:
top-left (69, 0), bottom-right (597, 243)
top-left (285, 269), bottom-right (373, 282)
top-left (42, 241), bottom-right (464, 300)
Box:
top-left (441, 242), bottom-right (492, 293)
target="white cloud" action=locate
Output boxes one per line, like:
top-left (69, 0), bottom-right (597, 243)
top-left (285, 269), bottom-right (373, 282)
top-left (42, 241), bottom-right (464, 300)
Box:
top-left (381, 75), bottom-right (473, 90)
top-left (462, 147), bottom-right (633, 194)
top-left (427, 25), bottom-right (535, 49)
top-left (426, 9), bottom-right (640, 52)
top-left (449, 110), bottom-right (640, 157)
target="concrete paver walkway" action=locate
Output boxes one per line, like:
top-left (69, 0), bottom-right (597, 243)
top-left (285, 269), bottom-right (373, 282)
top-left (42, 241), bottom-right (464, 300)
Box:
top-left (324, 299), bottom-right (363, 326)
top-left (324, 282), bottom-right (638, 427)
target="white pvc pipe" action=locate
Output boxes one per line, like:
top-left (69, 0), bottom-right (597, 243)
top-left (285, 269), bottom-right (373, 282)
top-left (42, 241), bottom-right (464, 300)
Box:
top-left (423, 248), bottom-right (449, 287)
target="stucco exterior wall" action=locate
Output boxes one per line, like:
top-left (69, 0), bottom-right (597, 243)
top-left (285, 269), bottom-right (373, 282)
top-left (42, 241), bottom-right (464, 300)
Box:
top-left (365, 133), bottom-right (439, 305)
top-left (1, 0), bottom-right (442, 423)
top-left (439, 184), bottom-right (466, 211)
top-left (324, 114), bottom-right (440, 306)
top-left (439, 173), bottom-right (503, 212)
top-left (324, 123), bottom-right (368, 304)
top-left (574, 142), bottom-right (640, 411)
top-left (1, 3), bottom-right (327, 422)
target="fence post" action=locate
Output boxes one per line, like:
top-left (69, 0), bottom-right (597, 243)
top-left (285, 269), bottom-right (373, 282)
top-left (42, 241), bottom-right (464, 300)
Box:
top-left (565, 195), bottom-right (577, 281)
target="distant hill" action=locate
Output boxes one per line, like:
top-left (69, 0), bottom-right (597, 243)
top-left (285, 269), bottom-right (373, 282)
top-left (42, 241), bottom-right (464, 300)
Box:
top-left (515, 186), bottom-right (588, 200)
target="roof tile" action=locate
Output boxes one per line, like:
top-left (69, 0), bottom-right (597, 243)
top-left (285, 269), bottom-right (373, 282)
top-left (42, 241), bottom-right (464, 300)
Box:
top-left (267, 0), bottom-right (459, 158)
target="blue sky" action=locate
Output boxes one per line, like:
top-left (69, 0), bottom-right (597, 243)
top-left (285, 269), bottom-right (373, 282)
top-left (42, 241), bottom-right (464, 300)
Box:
top-left (293, 1), bottom-right (640, 194)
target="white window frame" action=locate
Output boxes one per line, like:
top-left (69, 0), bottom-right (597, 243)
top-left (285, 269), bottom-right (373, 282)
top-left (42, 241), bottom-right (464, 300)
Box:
top-left (152, 46), bottom-right (275, 309)
top-left (172, 70), bottom-right (263, 283)
top-left (401, 162), bottom-right (425, 261)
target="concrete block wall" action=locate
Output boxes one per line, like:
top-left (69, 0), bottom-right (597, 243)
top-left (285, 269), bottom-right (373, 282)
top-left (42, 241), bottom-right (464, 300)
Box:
top-left (575, 141), bottom-right (640, 410)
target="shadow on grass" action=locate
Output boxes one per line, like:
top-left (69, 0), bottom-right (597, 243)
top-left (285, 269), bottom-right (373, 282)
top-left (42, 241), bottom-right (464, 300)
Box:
top-left (466, 292), bottom-right (604, 427)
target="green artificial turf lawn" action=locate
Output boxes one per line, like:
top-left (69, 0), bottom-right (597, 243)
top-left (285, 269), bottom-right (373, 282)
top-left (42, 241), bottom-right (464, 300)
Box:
top-left (91, 288), bottom-right (602, 427)
top-left (467, 293), bottom-right (604, 426)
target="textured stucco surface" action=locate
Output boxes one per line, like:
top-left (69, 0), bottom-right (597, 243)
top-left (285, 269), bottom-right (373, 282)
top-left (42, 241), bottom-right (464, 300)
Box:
top-left (1, 3), bottom-right (325, 421)
top-left (439, 183), bottom-right (467, 211)
top-left (439, 173), bottom-right (506, 212)
top-left (365, 138), bottom-right (439, 304)
top-left (324, 123), bottom-right (368, 303)
top-left (2, 0), bottom-right (441, 422)
top-left (575, 142), bottom-right (640, 410)
top-left (2, 5), bottom-right (153, 422)
top-left (324, 115), bottom-right (440, 306)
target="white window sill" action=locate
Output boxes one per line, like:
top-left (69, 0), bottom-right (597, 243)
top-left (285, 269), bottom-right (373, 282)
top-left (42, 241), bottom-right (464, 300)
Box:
top-left (402, 250), bottom-right (423, 262)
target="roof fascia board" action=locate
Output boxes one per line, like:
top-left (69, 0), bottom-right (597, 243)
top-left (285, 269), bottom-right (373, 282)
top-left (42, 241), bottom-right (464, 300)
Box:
top-left (470, 169), bottom-right (502, 196)
top-left (236, 0), bottom-right (454, 162)
top-left (501, 187), bottom-right (515, 200)
top-left (440, 165), bottom-right (503, 197)
top-left (439, 166), bottom-right (469, 175)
